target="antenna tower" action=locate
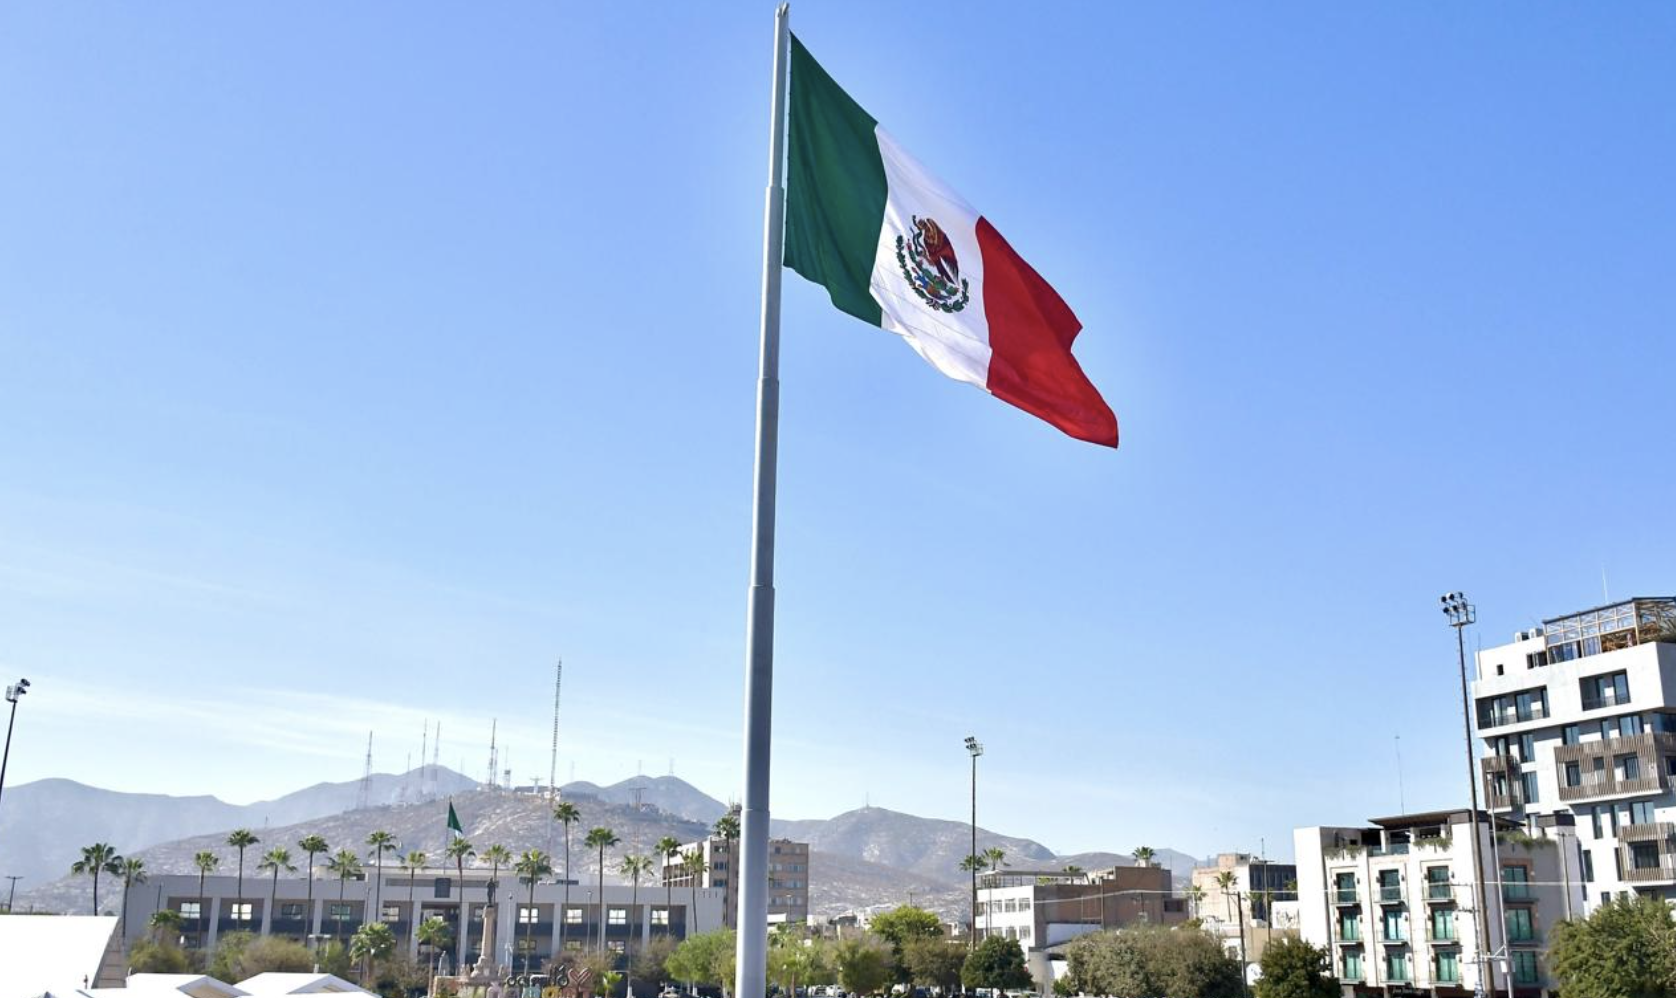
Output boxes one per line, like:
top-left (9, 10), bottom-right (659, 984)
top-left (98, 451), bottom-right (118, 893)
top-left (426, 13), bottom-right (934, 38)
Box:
top-left (487, 720), bottom-right (499, 790)
top-left (420, 721), bottom-right (429, 799)
top-left (549, 659), bottom-right (563, 803)
top-left (403, 752), bottom-right (411, 802)
top-left (432, 722), bottom-right (441, 796)
top-left (357, 731), bottom-right (373, 810)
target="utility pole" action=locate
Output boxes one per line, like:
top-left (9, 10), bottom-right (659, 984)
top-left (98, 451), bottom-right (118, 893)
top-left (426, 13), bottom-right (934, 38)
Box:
top-left (1443, 591), bottom-right (1492, 998)
top-left (965, 736), bottom-right (983, 949)
top-left (4, 875), bottom-right (20, 913)
top-left (0, 679), bottom-right (32, 823)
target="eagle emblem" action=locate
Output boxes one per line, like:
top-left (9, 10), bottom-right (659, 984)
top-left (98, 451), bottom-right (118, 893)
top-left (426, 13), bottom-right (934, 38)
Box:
top-left (895, 215), bottom-right (971, 313)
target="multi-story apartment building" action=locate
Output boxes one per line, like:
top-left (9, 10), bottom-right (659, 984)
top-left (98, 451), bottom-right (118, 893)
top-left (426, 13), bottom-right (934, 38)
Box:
top-left (1296, 810), bottom-right (1582, 998)
top-left (976, 865), bottom-right (1185, 989)
top-left (121, 871), bottom-right (724, 975)
top-left (660, 836), bottom-right (810, 926)
top-left (1470, 597), bottom-right (1676, 909)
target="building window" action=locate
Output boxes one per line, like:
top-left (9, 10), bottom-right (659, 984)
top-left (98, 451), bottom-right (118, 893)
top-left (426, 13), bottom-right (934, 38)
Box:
top-left (564, 940), bottom-right (584, 952)
top-left (1342, 949), bottom-right (1362, 979)
top-left (1503, 866), bottom-right (1532, 901)
top-left (608, 940), bottom-right (625, 954)
top-left (1563, 724), bottom-right (1580, 746)
top-left (1425, 867), bottom-right (1451, 901)
top-left (1566, 762), bottom-right (1582, 788)
top-left (1435, 950), bottom-right (1459, 984)
top-left (1429, 908), bottom-right (1455, 942)
top-left (179, 902), bottom-right (201, 920)
top-left (519, 906), bottom-right (539, 925)
top-left (1505, 908), bottom-right (1534, 942)
top-left (280, 903), bottom-right (305, 920)
top-left (1630, 842), bottom-right (1661, 871)
top-left (228, 902), bottom-right (253, 922)
top-left (1377, 870), bottom-right (1401, 902)
top-left (1581, 671), bottom-right (1630, 711)
top-left (1522, 772), bottom-right (1540, 804)
top-left (1384, 951), bottom-right (1409, 982)
top-left (329, 903), bottom-right (353, 923)
top-left (1631, 800), bottom-right (1656, 825)
top-left (1583, 851), bottom-right (1595, 883)
top-left (1623, 715), bottom-right (1646, 736)
top-left (1477, 688), bottom-right (1548, 728)
top-left (515, 937), bottom-right (537, 954)
top-left (565, 907), bottom-right (584, 924)
top-left (1519, 733), bottom-right (1536, 761)
top-left (1018, 926), bottom-right (1031, 941)
top-left (1620, 754), bottom-right (1642, 781)
top-left (1381, 909), bottom-right (1404, 942)
top-left (608, 908), bottom-right (628, 926)
top-left (1337, 911), bottom-right (1359, 941)
top-left (1017, 898), bottom-right (1030, 911)
top-left (1334, 872), bottom-right (1357, 904)
top-left (1512, 951), bottom-right (1539, 985)
top-left (652, 908), bottom-right (670, 926)
top-left (434, 877), bottom-right (452, 898)
top-left (381, 904), bottom-right (401, 923)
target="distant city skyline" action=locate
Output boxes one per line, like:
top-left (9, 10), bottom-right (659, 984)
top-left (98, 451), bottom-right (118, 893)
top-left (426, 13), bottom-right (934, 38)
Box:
top-left (5, 3), bottom-right (1676, 862)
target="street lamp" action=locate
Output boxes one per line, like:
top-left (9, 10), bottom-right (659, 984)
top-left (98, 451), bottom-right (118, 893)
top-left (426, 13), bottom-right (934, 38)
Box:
top-left (964, 736), bottom-right (982, 950)
top-left (0, 679), bottom-right (30, 822)
top-left (4, 875), bottom-right (20, 914)
top-left (1441, 593), bottom-right (1493, 998)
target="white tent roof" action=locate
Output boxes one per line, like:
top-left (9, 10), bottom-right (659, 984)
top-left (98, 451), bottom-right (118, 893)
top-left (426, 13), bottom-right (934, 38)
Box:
top-left (0, 914), bottom-right (123, 998)
top-left (235, 974), bottom-right (371, 996)
top-left (79, 975), bottom-right (249, 998)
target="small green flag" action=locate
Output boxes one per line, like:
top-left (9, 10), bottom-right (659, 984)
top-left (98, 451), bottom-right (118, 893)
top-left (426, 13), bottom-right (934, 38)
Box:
top-left (447, 801), bottom-right (463, 837)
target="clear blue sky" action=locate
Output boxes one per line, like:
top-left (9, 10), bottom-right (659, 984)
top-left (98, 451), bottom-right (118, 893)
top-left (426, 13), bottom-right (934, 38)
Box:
top-left (4, 2), bottom-right (1676, 861)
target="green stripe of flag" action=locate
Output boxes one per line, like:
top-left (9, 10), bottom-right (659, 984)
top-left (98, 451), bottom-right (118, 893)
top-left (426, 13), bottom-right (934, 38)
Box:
top-left (783, 33), bottom-right (888, 327)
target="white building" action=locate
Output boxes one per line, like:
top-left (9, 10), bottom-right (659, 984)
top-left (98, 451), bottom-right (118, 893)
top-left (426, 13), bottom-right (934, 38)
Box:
top-left (1470, 596), bottom-right (1676, 908)
top-left (1296, 810), bottom-right (1582, 997)
top-left (976, 866), bottom-right (1184, 990)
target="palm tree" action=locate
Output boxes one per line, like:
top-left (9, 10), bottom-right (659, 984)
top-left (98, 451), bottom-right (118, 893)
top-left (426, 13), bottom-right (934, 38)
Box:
top-left (350, 921), bottom-right (397, 984)
top-left (71, 843), bottom-right (122, 914)
top-left (192, 850), bottom-right (219, 945)
top-left (445, 837), bottom-right (475, 970)
top-left (226, 829), bottom-right (260, 923)
top-left (583, 828), bottom-right (620, 952)
top-left (117, 857), bottom-right (147, 936)
top-left (298, 834), bottom-right (329, 937)
top-left (682, 849), bottom-right (706, 935)
top-left (656, 835), bottom-right (682, 932)
top-left (327, 848), bottom-right (364, 940)
top-left (365, 830), bottom-right (398, 916)
top-left (513, 849), bottom-right (554, 972)
top-left (1214, 870), bottom-right (1238, 922)
top-left (481, 844), bottom-right (513, 898)
top-left (417, 915), bottom-right (452, 978)
top-left (1184, 883), bottom-right (1206, 920)
top-left (401, 849), bottom-right (428, 932)
top-left (1132, 846), bottom-right (1156, 868)
top-left (713, 810), bottom-right (741, 928)
top-left (553, 801), bottom-right (581, 950)
top-left (258, 847), bottom-right (296, 928)
top-left (618, 854), bottom-right (653, 960)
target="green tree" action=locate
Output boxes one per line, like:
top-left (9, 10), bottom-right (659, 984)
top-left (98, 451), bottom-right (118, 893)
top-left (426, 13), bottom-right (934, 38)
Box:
top-left (513, 849), bottom-right (554, 971)
top-left (584, 827), bottom-right (620, 951)
top-left (129, 937), bottom-right (193, 974)
top-left (117, 857), bottom-right (147, 937)
top-left (258, 847), bottom-right (296, 927)
top-left (835, 934), bottom-right (895, 995)
top-left (1183, 884), bottom-right (1206, 920)
top-left (870, 905), bottom-right (944, 981)
top-left (445, 836), bottom-right (475, 970)
top-left (1132, 846), bottom-right (1157, 868)
top-left (713, 809), bottom-right (741, 929)
top-left (903, 936), bottom-right (965, 993)
top-left (71, 843), bottom-right (122, 914)
top-left (1065, 924), bottom-right (1242, 998)
top-left (962, 935), bottom-right (1032, 991)
top-left (632, 933), bottom-right (680, 993)
top-left (148, 908), bottom-right (185, 945)
top-left (682, 850), bottom-right (706, 935)
top-left (554, 801), bottom-right (582, 950)
top-left (364, 830), bottom-right (399, 914)
top-left (666, 928), bottom-right (737, 988)
top-left (417, 915), bottom-right (452, 978)
top-left (298, 834), bottom-right (329, 935)
top-left (959, 854), bottom-right (986, 945)
top-left (326, 848), bottom-right (364, 939)
top-left (1550, 894), bottom-right (1676, 998)
top-left (1253, 938), bottom-right (1338, 998)
top-left (769, 931), bottom-right (830, 996)
top-left (351, 921), bottom-right (398, 984)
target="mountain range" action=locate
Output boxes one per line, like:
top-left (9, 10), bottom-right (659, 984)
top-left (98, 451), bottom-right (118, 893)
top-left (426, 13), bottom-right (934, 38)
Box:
top-left (5, 770), bottom-right (1207, 921)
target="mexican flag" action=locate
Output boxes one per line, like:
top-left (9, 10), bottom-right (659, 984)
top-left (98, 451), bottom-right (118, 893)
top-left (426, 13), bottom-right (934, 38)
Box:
top-left (447, 801), bottom-right (463, 837)
top-left (783, 35), bottom-right (1118, 447)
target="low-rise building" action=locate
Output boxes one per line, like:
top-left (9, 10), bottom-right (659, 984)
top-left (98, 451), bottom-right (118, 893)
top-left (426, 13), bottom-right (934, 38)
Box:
top-left (1295, 809), bottom-right (1583, 997)
top-left (1190, 853), bottom-right (1300, 967)
top-left (977, 865), bottom-right (1185, 989)
top-left (121, 871), bottom-right (724, 976)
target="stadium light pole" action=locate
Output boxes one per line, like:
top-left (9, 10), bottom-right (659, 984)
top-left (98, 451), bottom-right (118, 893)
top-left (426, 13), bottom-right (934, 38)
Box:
top-left (965, 735), bottom-right (982, 950)
top-left (1442, 593), bottom-right (1492, 998)
top-left (0, 678), bottom-right (30, 819)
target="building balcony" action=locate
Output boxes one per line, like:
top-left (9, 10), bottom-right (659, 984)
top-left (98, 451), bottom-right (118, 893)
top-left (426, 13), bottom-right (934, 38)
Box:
top-left (1555, 733), bottom-right (1676, 802)
top-left (1378, 886), bottom-right (1404, 904)
top-left (1424, 885), bottom-right (1455, 904)
top-left (1334, 891), bottom-right (1360, 906)
top-left (1426, 925), bottom-right (1459, 944)
top-left (1338, 930), bottom-right (1362, 944)
top-left (1621, 822), bottom-right (1676, 843)
top-left (1581, 690), bottom-right (1632, 711)
top-left (1622, 864), bottom-right (1676, 884)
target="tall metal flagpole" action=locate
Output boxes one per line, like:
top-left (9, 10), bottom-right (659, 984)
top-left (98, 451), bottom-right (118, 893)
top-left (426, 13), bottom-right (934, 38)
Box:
top-left (736, 7), bottom-right (789, 998)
